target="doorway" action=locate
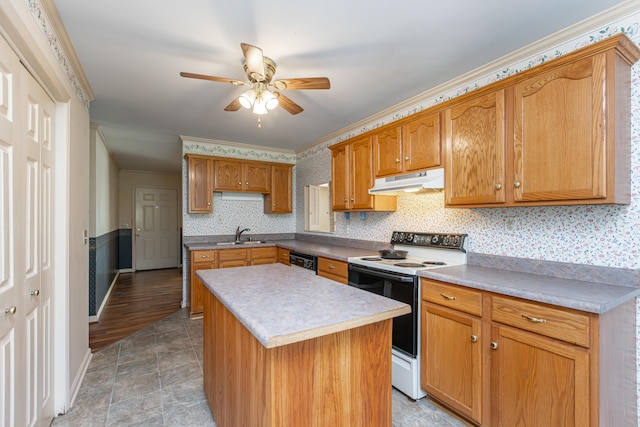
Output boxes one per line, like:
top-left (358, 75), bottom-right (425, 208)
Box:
top-left (134, 187), bottom-right (179, 270)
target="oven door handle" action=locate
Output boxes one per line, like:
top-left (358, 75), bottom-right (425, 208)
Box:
top-left (348, 264), bottom-right (415, 283)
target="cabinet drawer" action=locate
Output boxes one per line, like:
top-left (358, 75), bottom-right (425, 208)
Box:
top-left (317, 257), bottom-right (348, 284)
top-left (277, 248), bottom-right (290, 265)
top-left (250, 246), bottom-right (277, 259)
top-left (421, 279), bottom-right (482, 317)
top-left (218, 248), bottom-right (248, 262)
top-left (491, 295), bottom-right (590, 347)
top-left (191, 250), bottom-right (217, 263)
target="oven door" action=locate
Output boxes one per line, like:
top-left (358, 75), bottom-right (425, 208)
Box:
top-left (348, 264), bottom-right (418, 357)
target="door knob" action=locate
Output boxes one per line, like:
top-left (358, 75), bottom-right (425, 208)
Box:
top-left (4, 306), bottom-right (16, 315)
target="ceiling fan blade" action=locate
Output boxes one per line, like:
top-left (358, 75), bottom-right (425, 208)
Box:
top-left (180, 72), bottom-right (246, 86)
top-left (274, 92), bottom-right (303, 115)
top-left (241, 43), bottom-right (266, 82)
top-left (273, 77), bottom-right (330, 90)
top-left (224, 98), bottom-right (242, 111)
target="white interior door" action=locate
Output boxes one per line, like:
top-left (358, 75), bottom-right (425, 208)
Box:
top-left (0, 34), bottom-right (54, 427)
top-left (135, 187), bottom-right (178, 271)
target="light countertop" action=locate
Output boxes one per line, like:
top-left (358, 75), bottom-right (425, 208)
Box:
top-left (419, 265), bottom-right (640, 314)
top-left (197, 263), bottom-right (410, 348)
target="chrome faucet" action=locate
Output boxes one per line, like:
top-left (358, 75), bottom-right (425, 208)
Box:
top-left (235, 226), bottom-right (250, 242)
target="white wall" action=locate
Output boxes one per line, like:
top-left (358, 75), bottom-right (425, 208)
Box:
top-left (90, 124), bottom-right (120, 237)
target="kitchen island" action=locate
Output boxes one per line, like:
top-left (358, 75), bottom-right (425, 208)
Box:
top-left (197, 263), bottom-right (410, 427)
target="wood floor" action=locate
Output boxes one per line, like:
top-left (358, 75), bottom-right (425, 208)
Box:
top-left (89, 268), bottom-right (183, 352)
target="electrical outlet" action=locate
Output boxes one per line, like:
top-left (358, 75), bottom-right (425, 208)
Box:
top-left (506, 218), bottom-right (514, 230)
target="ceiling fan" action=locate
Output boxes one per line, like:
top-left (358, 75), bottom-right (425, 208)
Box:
top-left (180, 43), bottom-right (330, 123)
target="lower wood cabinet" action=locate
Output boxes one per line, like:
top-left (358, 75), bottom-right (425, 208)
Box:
top-left (189, 250), bottom-right (217, 318)
top-left (249, 247), bottom-right (277, 265)
top-left (277, 247), bottom-right (290, 265)
top-left (420, 278), bottom-right (636, 426)
top-left (317, 257), bottom-right (348, 284)
top-left (217, 248), bottom-right (249, 268)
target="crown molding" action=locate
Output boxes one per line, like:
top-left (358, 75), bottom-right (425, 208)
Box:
top-left (181, 135), bottom-right (296, 154)
top-left (300, 0), bottom-right (640, 153)
top-left (41, 0), bottom-right (94, 102)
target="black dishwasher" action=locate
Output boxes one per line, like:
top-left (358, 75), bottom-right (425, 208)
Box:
top-left (289, 251), bottom-right (317, 272)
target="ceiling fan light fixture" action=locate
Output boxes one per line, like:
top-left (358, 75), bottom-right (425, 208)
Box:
top-left (252, 95), bottom-right (269, 115)
top-left (239, 89), bottom-right (257, 109)
top-left (262, 90), bottom-right (279, 110)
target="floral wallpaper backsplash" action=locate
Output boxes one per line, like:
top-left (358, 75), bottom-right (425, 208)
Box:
top-left (297, 13), bottom-right (640, 271)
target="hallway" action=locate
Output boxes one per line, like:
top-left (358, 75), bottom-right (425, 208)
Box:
top-left (89, 268), bottom-right (183, 352)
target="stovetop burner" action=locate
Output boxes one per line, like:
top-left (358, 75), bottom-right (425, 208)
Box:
top-left (394, 262), bottom-right (424, 267)
top-left (423, 261), bottom-right (446, 266)
top-left (361, 257), bottom-right (382, 261)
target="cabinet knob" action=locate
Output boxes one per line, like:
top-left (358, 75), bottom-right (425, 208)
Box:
top-left (395, 158), bottom-right (400, 163)
top-left (4, 306), bottom-right (16, 315)
top-left (329, 264), bottom-right (335, 269)
top-left (246, 182), bottom-right (249, 185)
top-left (201, 255), bottom-right (208, 258)
top-left (405, 156), bottom-right (410, 161)
top-left (344, 198), bottom-right (348, 202)
top-left (238, 182), bottom-right (242, 185)
top-left (495, 184), bottom-right (502, 190)
top-left (350, 198), bottom-right (354, 201)
top-left (31, 289), bottom-right (40, 296)
top-left (470, 335), bottom-right (478, 343)
top-left (514, 181), bottom-right (521, 188)
top-left (490, 342), bottom-right (498, 350)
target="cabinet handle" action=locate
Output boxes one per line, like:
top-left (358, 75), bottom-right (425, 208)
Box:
top-left (514, 181), bottom-right (521, 188)
top-left (395, 158), bottom-right (400, 163)
top-left (470, 335), bottom-right (478, 343)
top-left (495, 183), bottom-right (502, 190)
top-left (31, 289), bottom-right (40, 296)
top-left (4, 306), bottom-right (16, 315)
top-left (521, 313), bottom-right (546, 323)
top-left (329, 264), bottom-right (335, 269)
top-left (490, 341), bottom-right (498, 350)
top-left (201, 255), bottom-right (209, 259)
top-left (344, 198), bottom-right (348, 202)
top-left (440, 293), bottom-right (456, 301)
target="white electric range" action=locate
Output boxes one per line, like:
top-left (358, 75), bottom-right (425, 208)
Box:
top-left (347, 231), bottom-right (468, 400)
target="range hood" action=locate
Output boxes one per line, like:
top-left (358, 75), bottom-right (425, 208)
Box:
top-left (368, 168), bottom-right (444, 194)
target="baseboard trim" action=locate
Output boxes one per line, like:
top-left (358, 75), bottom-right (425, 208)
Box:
top-left (118, 268), bottom-right (133, 273)
top-left (68, 348), bottom-right (92, 410)
top-left (89, 271), bottom-right (120, 323)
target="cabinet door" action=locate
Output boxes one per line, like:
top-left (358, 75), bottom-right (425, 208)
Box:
top-left (187, 155), bottom-right (213, 213)
top-left (422, 302), bottom-right (482, 424)
top-left (350, 136), bottom-right (375, 210)
top-left (514, 55), bottom-right (605, 202)
top-left (190, 250), bottom-right (216, 317)
top-left (214, 159), bottom-right (244, 191)
top-left (244, 162), bottom-right (270, 193)
top-left (218, 248), bottom-right (249, 268)
top-left (277, 248), bottom-right (290, 265)
top-left (373, 126), bottom-right (402, 177)
top-left (491, 323), bottom-right (590, 427)
top-left (331, 144), bottom-right (350, 211)
top-left (444, 90), bottom-right (506, 206)
top-left (265, 164), bottom-right (292, 213)
top-left (250, 247), bottom-right (277, 265)
top-left (403, 112), bottom-right (441, 172)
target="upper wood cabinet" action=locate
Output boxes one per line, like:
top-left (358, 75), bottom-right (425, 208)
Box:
top-left (186, 154), bottom-right (213, 213)
top-left (374, 112), bottom-right (441, 178)
top-left (513, 54), bottom-right (607, 203)
top-left (264, 163), bottom-right (293, 214)
top-left (214, 159), bottom-right (270, 193)
top-left (330, 136), bottom-right (396, 212)
top-left (444, 89), bottom-right (507, 206)
top-left (444, 34), bottom-right (640, 208)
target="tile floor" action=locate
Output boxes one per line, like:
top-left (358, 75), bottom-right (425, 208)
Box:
top-left (51, 309), bottom-right (469, 426)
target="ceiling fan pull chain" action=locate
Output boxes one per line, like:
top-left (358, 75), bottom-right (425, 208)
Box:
top-left (257, 116), bottom-right (262, 128)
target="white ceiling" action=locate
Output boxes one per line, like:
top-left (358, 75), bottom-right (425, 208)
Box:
top-left (54, 0), bottom-right (627, 173)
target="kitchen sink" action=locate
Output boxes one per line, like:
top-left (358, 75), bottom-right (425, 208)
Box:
top-left (216, 240), bottom-right (267, 245)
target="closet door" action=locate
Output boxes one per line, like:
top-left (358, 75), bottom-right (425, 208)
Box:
top-left (0, 33), bottom-right (55, 427)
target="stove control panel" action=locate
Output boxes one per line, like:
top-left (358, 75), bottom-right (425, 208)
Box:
top-left (390, 231), bottom-right (467, 250)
